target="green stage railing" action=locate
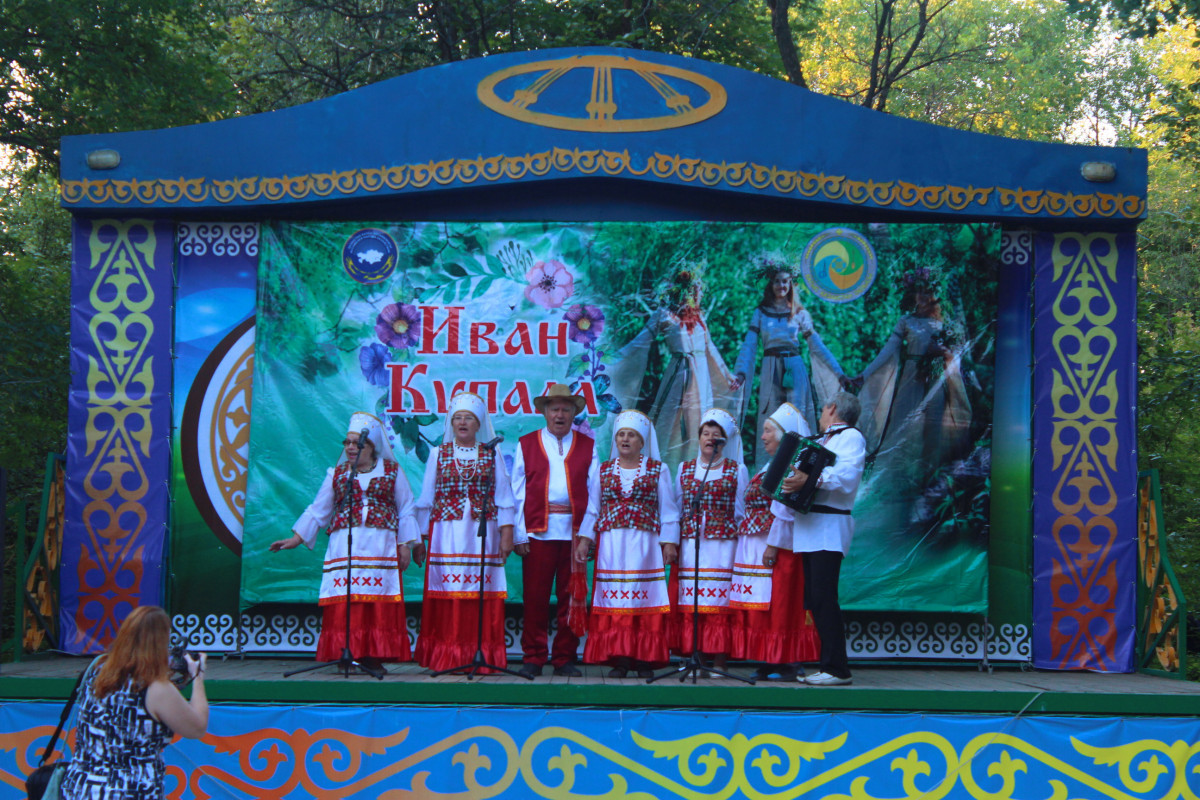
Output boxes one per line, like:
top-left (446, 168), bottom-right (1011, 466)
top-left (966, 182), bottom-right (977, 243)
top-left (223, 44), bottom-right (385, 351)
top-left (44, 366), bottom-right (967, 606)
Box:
top-left (10, 453), bottom-right (65, 662)
top-left (1136, 469), bottom-right (1188, 678)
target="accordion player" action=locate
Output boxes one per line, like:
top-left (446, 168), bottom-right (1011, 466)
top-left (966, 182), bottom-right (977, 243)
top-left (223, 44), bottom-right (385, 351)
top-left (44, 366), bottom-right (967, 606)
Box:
top-left (760, 431), bottom-right (838, 513)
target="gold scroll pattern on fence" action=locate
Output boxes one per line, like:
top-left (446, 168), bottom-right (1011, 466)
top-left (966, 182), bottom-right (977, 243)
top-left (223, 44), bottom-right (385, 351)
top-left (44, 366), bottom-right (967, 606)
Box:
top-left (1048, 232), bottom-right (1122, 670)
top-left (1139, 478), bottom-right (1181, 672)
top-left (59, 148), bottom-right (1145, 218)
top-left (76, 219), bottom-right (159, 648)
top-left (3, 724), bottom-right (1182, 799)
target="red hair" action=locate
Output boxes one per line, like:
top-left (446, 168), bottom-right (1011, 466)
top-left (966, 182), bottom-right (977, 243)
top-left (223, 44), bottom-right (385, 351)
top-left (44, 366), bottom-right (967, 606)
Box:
top-left (93, 605), bottom-right (171, 698)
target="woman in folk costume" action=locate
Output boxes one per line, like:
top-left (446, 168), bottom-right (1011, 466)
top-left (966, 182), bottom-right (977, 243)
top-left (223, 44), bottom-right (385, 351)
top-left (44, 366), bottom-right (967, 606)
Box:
top-left (729, 402), bottom-right (821, 681)
top-left (574, 410), bottom-right (679, 679)
top-left (270, 411), bottom-right (420, 667)
top-left (669, 407), bottom-right (749, 673)
top-left (730, 259), bottom-right (845, 468)
top-left (853, 267), bottom-right (973, 481)
top-left (414, 392), bottom-right (515, 673)
top-left (609, 265), bottom-right (740, 470)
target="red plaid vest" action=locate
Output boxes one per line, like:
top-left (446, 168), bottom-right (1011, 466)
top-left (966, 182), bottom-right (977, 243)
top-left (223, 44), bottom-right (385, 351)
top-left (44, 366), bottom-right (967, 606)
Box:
top-left (431, 442), bottom-right (497, 522)
top-left (679, 458), bottom-right (738, 539)
top-left (329, 460), bottom-right (400, 533)
top-left (595, 458), bottom-right (663, 534)
top-left (737, 472), bottom-right (774, 538)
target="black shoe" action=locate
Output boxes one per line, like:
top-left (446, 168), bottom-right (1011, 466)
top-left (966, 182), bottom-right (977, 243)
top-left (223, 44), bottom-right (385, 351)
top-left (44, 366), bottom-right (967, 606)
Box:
top-left (518, 662), bottom-right (544, 679)
top-left (607, 667), bottom-right (628, 679)
top-left (553, 663), bottom-right (582, 677)
top-left (637, 668), bottom-right (654, 680)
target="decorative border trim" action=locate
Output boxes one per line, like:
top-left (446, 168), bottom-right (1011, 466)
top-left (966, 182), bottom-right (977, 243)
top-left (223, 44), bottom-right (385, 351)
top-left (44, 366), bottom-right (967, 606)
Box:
top-left (61, 219), bottom-right (173, 653)
top-left (1032, 232), bottom-right (1137, 670)
top-left (175, 611), bottom-right (1028, 661)
top-left (60, 148), bottom-right (1145, 218)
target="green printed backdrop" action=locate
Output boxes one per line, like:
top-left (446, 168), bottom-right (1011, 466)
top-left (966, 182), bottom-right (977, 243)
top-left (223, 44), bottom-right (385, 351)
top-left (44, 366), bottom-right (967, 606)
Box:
top-left (241, 221), bottom-right (997, 611)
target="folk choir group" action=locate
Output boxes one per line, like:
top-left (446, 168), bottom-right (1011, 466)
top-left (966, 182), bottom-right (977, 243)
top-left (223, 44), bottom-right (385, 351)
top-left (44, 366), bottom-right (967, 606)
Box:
top-left (271, 383), bottom-right (867, 686)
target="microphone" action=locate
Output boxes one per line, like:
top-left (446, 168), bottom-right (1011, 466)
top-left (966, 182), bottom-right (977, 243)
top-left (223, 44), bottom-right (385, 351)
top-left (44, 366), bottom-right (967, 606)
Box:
top-left (709, 437), bottom-right (727, 448)
top-left (480, 434), bottom-right (505, 450)
top-left (357, 428), bottom-right (371, 448)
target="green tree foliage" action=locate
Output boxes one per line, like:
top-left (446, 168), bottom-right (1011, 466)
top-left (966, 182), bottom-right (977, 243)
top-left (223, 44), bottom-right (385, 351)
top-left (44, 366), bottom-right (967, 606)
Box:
top-left (0, 169), bottom-right (71, 503)
top-left (219, 0), bottom-right (787, 115)
top-left (0, 0), bottom-right (234, 167)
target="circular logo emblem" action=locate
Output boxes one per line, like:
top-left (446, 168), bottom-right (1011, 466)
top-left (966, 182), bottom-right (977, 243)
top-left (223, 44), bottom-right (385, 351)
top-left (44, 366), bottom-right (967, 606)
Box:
top-left (800, 228), bottom-right (877, 303)
top-left (477, 55), bottom-right (726, 133)
top-left (343, 228), bottom-right (398, 284)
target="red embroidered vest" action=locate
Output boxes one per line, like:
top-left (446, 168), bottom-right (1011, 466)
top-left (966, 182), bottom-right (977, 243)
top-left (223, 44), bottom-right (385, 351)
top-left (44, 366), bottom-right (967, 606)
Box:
top-left (595, 458), bottom-right (662, 534)
top-left (737, 472), bottom-right (774, 538)
top-left (520, 430), bottom-right (593, 533)
top-left (431, 443), bottom-right (497, 522)
top-left (329, 460), bottom-right (400, 533)
top-left (679, 458), bottom-right (738, 539)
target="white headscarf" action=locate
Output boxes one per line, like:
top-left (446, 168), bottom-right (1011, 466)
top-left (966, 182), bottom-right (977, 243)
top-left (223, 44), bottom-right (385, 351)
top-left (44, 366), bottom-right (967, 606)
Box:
top-left (767, 402), bottom-right (811, 439)
top-left (700, 407), bottom-right (744, 466)
top-left (610, 409), bottom-right (661, 462)
top-left (343, 411), bottom-right (396, 464)
top-left (443, 391), bottom-right (497, 445)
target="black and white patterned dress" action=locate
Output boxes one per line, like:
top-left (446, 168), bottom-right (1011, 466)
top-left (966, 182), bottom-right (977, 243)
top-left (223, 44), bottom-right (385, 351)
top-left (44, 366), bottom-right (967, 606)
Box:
top-left (61, 661), bottom-right (174, 799)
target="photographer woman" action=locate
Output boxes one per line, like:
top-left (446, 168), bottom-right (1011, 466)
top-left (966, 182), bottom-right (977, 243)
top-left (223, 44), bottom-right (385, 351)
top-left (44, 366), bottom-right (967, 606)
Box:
top-left (61, 605), bottom-right (208, 799)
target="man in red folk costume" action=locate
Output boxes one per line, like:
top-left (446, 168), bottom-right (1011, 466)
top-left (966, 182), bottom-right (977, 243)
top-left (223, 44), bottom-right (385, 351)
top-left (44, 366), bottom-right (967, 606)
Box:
top-left (512, 384), bottom-right (600, 678)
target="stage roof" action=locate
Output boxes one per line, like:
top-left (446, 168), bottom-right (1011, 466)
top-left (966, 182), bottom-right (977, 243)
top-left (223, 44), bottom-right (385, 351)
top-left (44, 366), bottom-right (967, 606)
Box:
top-left (60, 48), bottom-right (1146, 228)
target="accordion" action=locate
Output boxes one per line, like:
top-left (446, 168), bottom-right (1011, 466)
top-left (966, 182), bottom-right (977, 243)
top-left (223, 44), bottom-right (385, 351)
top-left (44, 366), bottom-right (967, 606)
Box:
top-left (760, 431), bottom-right (838, 513)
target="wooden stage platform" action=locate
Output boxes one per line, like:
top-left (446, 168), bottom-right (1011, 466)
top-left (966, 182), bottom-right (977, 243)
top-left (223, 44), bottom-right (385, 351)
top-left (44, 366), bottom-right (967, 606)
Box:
top-left (2, 655), bottom-right (1197, 717)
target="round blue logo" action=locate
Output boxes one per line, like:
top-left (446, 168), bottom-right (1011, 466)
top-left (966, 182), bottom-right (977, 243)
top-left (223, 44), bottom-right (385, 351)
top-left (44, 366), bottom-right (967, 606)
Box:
top-left (343, 229), bottom-right (398, 284)
top-left (800, 228), bottom-right (877, 303)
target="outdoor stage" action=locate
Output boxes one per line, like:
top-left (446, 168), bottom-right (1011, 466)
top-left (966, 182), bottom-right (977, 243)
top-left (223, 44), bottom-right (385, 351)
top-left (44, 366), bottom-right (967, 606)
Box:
top-left (2, 656), bottom-right (1199, 799)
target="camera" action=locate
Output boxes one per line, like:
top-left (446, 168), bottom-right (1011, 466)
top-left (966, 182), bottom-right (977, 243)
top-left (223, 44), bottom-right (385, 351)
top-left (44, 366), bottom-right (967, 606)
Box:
top-left (168, 638), bottom-right (201, 687)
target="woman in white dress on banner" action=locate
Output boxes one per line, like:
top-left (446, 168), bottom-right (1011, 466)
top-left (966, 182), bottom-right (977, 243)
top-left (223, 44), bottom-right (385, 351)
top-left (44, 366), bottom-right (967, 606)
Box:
top-left (575, 410), bottom-right (680, 678)
top-left (669, 407), bottom-right (748, 674)
top-left (414, 392), bottom-right (515, 673)
top-left (269, 411), bottom-right (420, 667)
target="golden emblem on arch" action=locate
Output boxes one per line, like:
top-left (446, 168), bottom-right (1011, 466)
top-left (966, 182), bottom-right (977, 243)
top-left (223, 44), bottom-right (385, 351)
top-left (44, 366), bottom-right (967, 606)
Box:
top-left (477, 55), bottom-right (727, 132)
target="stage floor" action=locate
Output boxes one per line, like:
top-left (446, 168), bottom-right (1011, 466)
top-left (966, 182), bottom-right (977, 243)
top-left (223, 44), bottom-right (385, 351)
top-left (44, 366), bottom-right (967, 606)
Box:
top-left (1, 656), bottom-right (1196, 716)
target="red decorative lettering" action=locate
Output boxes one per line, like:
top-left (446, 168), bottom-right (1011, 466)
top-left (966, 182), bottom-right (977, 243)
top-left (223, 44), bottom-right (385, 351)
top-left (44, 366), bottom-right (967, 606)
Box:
top-left (504, 323), bottom-right (534, 356)
top-left (433, 380), bottom-right (467, 413)
top-left (539, 322), bottom-right (568, 356)
top-left (575, 381), bottom-right (599, 415)
top-left (470, 321), bottom-right (499, 355)
top-left (418, 306), bottom-right (465, 355)
top-left (386, 364), bottom-right (430, 413)
top-left (503, 382), bottom-right (534, 415)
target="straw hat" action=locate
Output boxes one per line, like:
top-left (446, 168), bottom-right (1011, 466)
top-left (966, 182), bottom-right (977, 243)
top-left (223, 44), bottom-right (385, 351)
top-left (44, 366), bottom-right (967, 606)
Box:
top-left (534, 383), bottom-right (586, 413)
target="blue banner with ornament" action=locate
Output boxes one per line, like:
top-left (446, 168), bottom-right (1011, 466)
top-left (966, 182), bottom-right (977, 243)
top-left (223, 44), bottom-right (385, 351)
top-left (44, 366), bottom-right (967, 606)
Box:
top-left (2, 702), bottom-right (1197, 799)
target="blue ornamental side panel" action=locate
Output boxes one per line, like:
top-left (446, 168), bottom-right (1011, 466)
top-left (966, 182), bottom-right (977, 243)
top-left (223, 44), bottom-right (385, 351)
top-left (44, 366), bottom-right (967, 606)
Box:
top-left (61, 219), bottom-right (176, 653)
top-left (1031, 232), bottom-right (1137, 670)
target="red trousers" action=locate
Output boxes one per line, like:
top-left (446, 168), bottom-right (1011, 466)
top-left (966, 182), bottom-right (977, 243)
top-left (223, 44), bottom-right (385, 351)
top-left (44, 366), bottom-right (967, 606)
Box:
top-left (521, 539), bottom-right (580, 667)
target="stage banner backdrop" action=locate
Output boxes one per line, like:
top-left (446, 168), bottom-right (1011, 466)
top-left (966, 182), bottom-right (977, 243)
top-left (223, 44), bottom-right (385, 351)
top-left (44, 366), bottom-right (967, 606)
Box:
top-left (170, 223), bottom-right (259, 627)
top-left (3, 703), bottom-right (1198, 799)
top-left (241, 221), bottom-right (997, 612)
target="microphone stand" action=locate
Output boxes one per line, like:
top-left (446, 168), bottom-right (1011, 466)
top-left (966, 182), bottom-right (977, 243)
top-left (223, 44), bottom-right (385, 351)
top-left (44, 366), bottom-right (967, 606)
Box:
top-left (432, 439), bottom-right (531, 680)
top-left (650, 441), bottom-right (755, 685)
top-left (287, 454), bottom-right (385, 680)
